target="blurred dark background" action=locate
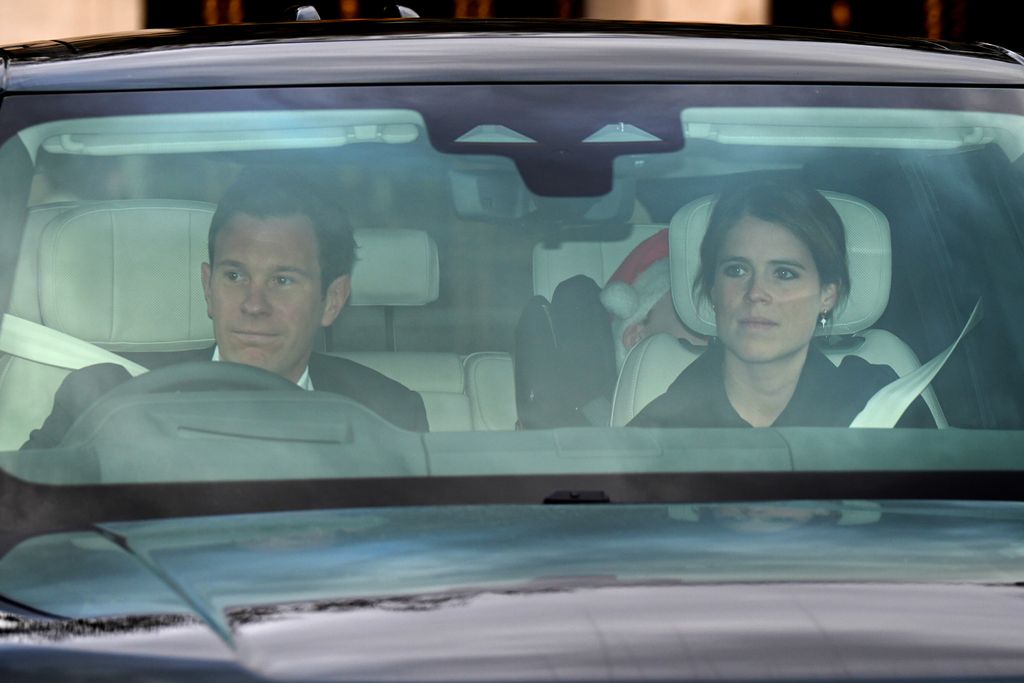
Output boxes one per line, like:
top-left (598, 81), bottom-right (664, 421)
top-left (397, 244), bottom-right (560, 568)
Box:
top-left (145, 0), bottom-right (1024, 54)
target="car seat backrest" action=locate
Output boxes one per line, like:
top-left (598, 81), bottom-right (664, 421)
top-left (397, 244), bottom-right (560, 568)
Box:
top-left (333, 350), bottom-right (517, 432)
top-left (611, 191), bottom-right (947, 427)
top-left (8, 201), bottom-right (83, 323)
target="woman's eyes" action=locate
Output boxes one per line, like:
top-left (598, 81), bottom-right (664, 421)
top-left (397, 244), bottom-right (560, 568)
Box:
top-left (720, 263), bottom-right (800, 280)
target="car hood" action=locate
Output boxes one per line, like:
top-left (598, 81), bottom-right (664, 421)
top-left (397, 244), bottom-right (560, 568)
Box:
top-left (3, 500), bottom-right (1024, 681)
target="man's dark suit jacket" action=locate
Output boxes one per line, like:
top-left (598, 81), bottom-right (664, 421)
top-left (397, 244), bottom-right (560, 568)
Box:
top-left (21, 347), bottom-right (429, 449)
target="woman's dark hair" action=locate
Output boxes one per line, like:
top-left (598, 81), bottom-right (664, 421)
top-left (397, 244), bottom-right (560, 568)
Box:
top-left (694, 177), bottom-right (850, 317)
top-left (208, 168), bottom-right (356, 294)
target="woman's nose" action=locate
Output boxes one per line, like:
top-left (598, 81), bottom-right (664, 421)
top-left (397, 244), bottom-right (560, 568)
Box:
top-left (744, 273), bottom-right (771, 303)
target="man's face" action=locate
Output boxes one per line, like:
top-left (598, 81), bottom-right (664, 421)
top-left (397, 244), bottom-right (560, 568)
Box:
top-left (201, 212), bottom-right (350, 382)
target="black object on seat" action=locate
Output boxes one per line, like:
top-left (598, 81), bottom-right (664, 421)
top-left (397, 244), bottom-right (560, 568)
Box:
top-left (514, 275), bottom-right (618, 429)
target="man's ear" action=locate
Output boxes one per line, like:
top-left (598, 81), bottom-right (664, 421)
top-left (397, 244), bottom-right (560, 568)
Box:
top-left (622, 321), bottom-right (647, 351)
top-left (321, 274), bottom-right (351, 327)
top-left (200, 262), bottom-right (213, 318)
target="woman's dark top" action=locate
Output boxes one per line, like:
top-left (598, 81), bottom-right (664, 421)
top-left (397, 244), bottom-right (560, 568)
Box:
top-left (629, 343), bottom-right (935, 428)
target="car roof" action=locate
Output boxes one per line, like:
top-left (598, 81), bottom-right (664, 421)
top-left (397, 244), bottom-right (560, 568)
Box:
top-left (2, 18), bottom-right (1023, 92)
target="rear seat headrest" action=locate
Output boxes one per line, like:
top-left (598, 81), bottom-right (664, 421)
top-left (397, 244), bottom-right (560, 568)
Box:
top-left (33, 200), bottom-right (439, 351)
top-left (532, 225), bottom-right (664, 301)
top-left (669, 190), bottom-right (892, 338)
top-left (350, 228), bottom-right (439, 306)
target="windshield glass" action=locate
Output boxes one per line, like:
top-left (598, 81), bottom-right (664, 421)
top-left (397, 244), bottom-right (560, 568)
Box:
top-left (1, 83), bottom-right (1023, 488)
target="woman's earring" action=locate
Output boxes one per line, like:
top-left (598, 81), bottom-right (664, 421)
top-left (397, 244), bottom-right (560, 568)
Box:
top-left (818, 311), bottom-right (829, 329)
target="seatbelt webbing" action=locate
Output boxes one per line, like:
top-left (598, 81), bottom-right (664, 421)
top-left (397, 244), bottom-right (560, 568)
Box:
top-left (0, 313), bottom-right (147, 376)
top-left (850, 298), bottom-right (982, 428)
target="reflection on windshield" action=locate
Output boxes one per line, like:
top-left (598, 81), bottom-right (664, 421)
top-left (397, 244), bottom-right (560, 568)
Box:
top-left (0, 87), bottom-right (1022, 473)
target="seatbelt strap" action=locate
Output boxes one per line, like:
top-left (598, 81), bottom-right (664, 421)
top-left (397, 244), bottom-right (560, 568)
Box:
top-left (850, 298), bottom-right (982, 428)
top-left (0, 313), bottom-right (147, 376)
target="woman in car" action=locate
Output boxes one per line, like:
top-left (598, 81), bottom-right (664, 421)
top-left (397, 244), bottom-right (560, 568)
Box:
top-left (630, 178), bottom-right (933, 428)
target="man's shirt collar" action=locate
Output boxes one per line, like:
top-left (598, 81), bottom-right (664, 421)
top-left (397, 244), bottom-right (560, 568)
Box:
top-left (210, 345), bottom-right (314, 391)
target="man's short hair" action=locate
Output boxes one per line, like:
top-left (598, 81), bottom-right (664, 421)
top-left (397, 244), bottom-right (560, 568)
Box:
top-left (208, 169), bottom-right (356, 292)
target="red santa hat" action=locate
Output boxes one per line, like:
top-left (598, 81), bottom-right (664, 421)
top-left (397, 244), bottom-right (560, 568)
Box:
top-left (600, 229), bottom-right (671, 366)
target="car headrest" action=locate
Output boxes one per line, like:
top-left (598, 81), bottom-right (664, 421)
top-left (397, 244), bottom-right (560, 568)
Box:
top-left (349, 228), bottom-right (439, 306)
top-left (669, 190), bottom-right (892, 338)
top-left (533, 225), bottom-right (664, 301)
top-left (35, 200), bottom-right (439, 351)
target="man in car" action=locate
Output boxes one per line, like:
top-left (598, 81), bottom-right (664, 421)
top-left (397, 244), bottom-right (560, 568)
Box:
top-left (21, 170), bottom-right (429, 448)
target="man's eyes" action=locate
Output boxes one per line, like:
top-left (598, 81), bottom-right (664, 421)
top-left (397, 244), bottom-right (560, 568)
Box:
top-left (219, 271), bottom-right (298, 285)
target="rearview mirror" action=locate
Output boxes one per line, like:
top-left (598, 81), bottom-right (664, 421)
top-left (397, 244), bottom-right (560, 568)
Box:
top-left (450, 168), bottom-right (636, 224)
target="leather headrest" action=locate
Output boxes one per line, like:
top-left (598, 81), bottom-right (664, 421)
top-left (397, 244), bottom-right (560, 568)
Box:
top-left (350, 228), bottom-right (439, 306)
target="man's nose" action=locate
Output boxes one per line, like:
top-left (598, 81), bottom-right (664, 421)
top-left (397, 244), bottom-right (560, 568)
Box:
top-left (240, 282), bottom-right (271, 315)
top-left (744, 272), bottom-right (771, 303)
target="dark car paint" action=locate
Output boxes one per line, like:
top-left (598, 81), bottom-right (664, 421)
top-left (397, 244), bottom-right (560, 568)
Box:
top-left (2, 502), bottom-right (1024, 681)
top-left (2, 19), bottom-right (1024, 93)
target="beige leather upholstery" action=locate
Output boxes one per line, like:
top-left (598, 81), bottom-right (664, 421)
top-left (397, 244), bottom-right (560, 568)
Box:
top-left (339, 351), bottom-right (472, 432)
top-left (611, 192), bottom-right (947, 427)
top-left (350, 229), bottom-right (439, 306)
top-left (37, 201), bottom-right (216, 352)
top-left (611, 333), bottom-right (702, 428)
top-left (1, 198), bottom-right (509, 449)
top-left (335, 351), bottom-right (517, 432)
top-left (464, 352), bottom-right (516, 430)
top-left (8, 202), bottom-right (81, 322)
top-left (2, 200), bottom-right (219, 450)
top-left (532, 225), bottom-right (664, 301)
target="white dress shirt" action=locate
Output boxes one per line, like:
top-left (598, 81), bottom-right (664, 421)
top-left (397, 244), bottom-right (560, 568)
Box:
top-left (210, 345), bottom-right (314, 391)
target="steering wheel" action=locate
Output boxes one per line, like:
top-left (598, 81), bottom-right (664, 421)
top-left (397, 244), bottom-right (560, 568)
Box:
top-left (57, 361), bottom-right (301, 446)
top-left (102, 361), bottom-right (301, 399)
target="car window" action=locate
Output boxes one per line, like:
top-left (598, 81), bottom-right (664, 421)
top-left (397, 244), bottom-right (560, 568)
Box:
top-left (1, 83), bottom-right (1024, 485)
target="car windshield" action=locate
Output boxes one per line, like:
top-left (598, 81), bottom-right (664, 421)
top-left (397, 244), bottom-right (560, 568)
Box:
top-left (1, 82), bottom-right (1023, 495)
top-left (6, 42), bottom-right (1024, 677)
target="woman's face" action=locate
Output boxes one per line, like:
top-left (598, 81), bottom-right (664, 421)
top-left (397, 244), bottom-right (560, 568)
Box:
top-left (710, 214), bottom-right (837, 366)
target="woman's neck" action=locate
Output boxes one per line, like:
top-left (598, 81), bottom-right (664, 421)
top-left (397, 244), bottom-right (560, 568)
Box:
top-left (721, 346), bottom-right (810, 427)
